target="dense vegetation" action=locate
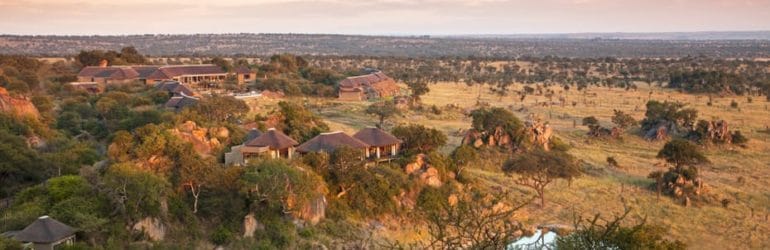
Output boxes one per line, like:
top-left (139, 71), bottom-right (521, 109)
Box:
top-left (3, 45), bottom-right (764, 248)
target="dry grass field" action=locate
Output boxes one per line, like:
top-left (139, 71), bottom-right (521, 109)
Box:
top-left (250, 82), bottom-right (770, 249)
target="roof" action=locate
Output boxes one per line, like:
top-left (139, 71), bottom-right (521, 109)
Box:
top-left (79, 66), bottom-right (140, 80)
top-left (155, 81), bottom-right (194, 96)
top-left (235, 66), bottom-right (253, 74)
top-left (164, 95), bottom-right (198, 110)
top-left (132, 66), bottom-right (160, 78)
top-left (339, 72), bottom-right (393, 89)
top-left (353, 127), bottom-right (402, 147)
top-left (245, 128), bottom-right (263, 142)
top-left (296, 131), bottom-right (369, 153)
top-left (244, 128), bottom-right (298, 150)
top-left (146, 65), bottom-right (226, 80)
top-left (14, 216), bottom-right (76, 244)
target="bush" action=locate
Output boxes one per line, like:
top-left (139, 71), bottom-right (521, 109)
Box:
top-left (732, 130), bottom-right (749, 145)
top-left (210, 225), bottom-right (234, 246)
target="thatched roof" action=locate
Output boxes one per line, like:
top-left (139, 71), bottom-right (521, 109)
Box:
top-left (164, 95), bottom-right (198, 111)
top-left (155, 81), bottom-right (194, 96)
top-left (244, 128), bottom-right (263, 143)
top-left (245, 128), bottom-right (298, 150)
top-left (353, 127), bottom-right (402, 147)
top-left (14, 216), bottom-right (75, 244)
top-left (297, 131), bottom-right (369, 153)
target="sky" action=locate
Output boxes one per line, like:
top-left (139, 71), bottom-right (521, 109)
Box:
top-left (1, 0), bottom-right (769, 35)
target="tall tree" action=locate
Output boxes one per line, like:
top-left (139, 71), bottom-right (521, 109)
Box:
top-left (502, 149), bottom-right (581, 208)
top-left (365, 101), bottom-right (400, 128)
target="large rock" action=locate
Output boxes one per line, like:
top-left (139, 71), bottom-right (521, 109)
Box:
top-left (243, 213), bottom-right (264, 237)
top-left (132, 217), bottom-right (166, 241)
top-left (0, 87), bottom-right (39, 119)
top-left (420, 167), bottom-right (442, 187)
top-left (169, 121), bottom-right (229, 156)
top-left (295, 195), bottom-right (327, 225)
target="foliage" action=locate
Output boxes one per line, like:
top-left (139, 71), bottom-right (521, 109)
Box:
top-left (421, 191), bottom-right (525, 249)
top-left (76, 46), bottom-right (146, 66)
top-left (241, 160), bottom-right (326, 215)
top-left (611, 109), bottom-right (637, 130)
top-left (0, 129), bottom-right (50, 198)
top-left (406, 80), bottom-right (430, 103)
top-left (641, 100), bottom-right (698, 133)
top-left (101, 163), bottom-right (170, 224)
top-left (656, 139), bottom-right (708, 169)
top-left (365, 100), bottom-right (400, 127)
top-left (557, 208), bottom-right (686, 250)
top-left (451, 145), bottom-right (478, 178)
top-left (469, 107), bottom-right (525, 138)
top-left (391, 124), bottom-right (447, 155)
top-left (0, 237), bottom-right (23, 250)
top-left (668, 70), bottom-right (749, 95)
top-left (502, 149), bottom-right (581, 207)
top-left (193, 95), bottom-right (249, 124)
top-left (2, 175), bottom-right (109, 240)
top-left (273, 101), bottom-right (329, 142)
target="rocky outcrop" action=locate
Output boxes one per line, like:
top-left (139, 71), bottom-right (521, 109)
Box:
top-left (461, 115), bottom-right (553, 150)
top-left (169, 121), bottom-right (229, 155)
top-left (294, 195), bottom-right (327, 225)
top-left (243, 213), bottom-right (264, 237)
top-left (526, 119), bottom-right (553, 151)
top-left (0, 87), bottom-right (39, 119)
top-left (404, 154), bottom-right (443, 187)
top-left (132, 217), bottom-right (166, 241)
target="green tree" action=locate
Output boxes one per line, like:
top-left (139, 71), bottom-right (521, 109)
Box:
top-left (241, 160), bottom-right (326, 215)
top-left (657, 139), bottom-right (708, 170)
top-left (102, 163), bottom-right (170, 225)
top-left (119, 46), bottom-right (146, 64)
top-left (365, 101), bottom-right (400, 128)
top-left (274, 101), bottom-right (329, 142)
top-left (502, 149), bottom-right (581, 208)
top-left (193, 95), bottom-right (249, 124)
top-left (406, 80), bottom-right (430, 104)
top-left (450, 145), bottom-right (478, 179)
top-left (391, 124), bottom-right (447, 155)
top-left (611, 109), bottom-right (637, 131)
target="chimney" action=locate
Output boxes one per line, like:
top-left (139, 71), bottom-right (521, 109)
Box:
top-left (99, 59), bottom-right (108, 68)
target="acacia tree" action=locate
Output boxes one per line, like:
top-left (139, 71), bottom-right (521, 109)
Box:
top-left (502, 149), bottom-right (581, 208)
top-left (406, 80), bottom-right (430, 105)
top-left (650, 139), bottom-right (709, 204)
top-left (365, 101), bottom-right (400, 128)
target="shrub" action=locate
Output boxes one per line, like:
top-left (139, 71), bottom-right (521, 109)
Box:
top-left (210, 225), bottom-right (234, 246)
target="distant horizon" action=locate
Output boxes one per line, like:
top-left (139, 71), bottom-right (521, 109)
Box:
top-left (2, 0), bottom-right (769, 36)
top-left (2, 30), bottom-right (770, 38)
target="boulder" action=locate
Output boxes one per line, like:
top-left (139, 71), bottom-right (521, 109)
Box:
top-left (132, 217), bottom-right (166, 241)
top-left (419, 167), bottom-right (442, 187)
top-left (295, 195), bottom-right (327, 225)
top-left (243, 213), bottom-right (264, 237)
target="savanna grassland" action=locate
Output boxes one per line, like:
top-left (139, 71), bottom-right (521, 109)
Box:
top-left (298, 82), bottom-right (770, 249)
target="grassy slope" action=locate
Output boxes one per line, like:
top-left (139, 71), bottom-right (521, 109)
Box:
top-left (256, 82), bottom-right (769, 249)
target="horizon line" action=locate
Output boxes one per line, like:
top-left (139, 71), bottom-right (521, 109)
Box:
top-left (2, 30), bottom-right (770, 37)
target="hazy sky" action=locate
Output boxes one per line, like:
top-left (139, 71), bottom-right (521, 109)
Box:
top-left (1, 0), bottom-right (769, 35)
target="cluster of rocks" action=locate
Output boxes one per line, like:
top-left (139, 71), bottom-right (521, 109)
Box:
top-left (404, 154), bottom-right (443, 187)
top-left (169, 121), bottom-right (230, 155)
top-left (461, 117), bottom-right (553, 150)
